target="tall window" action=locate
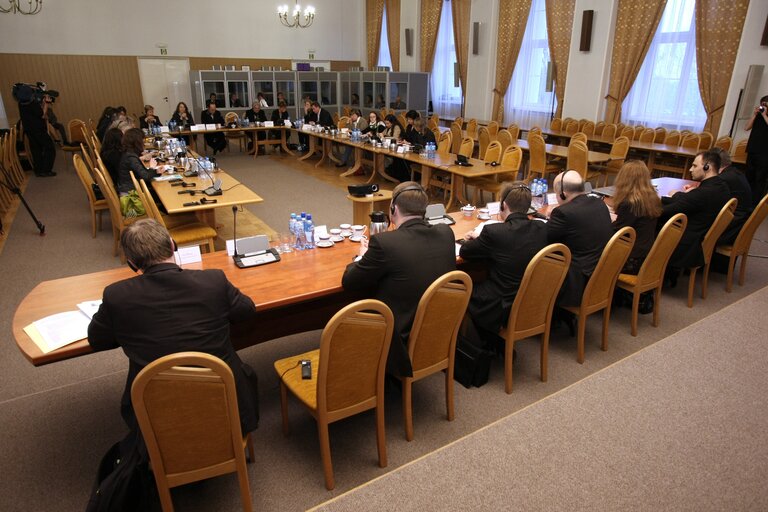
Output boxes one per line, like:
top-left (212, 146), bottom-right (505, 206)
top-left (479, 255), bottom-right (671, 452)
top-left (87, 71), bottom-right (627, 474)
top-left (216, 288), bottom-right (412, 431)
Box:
top-left (622, 0), bottom-right (706, 131)
top-left (503, 0), bottom-right (555, 128)
top-left (377, 5), bottom-right (393, 70)
top-left (431, 0), bottom-right (462, 119)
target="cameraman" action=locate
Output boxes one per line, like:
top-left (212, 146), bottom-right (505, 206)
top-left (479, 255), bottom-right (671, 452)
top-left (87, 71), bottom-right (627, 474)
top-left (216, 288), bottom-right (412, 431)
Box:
top-left (17, 86), bottom-right (56, 177)
top-left (43, 94), bottom-right (71, 147)
top-left (745, 94), bottom-right (768, 206)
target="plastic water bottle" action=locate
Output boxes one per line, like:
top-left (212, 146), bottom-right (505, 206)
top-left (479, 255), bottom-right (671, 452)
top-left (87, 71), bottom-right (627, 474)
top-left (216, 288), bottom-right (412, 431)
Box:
top-left (295, 212), bottom-right (307, 250)
top-left (429, 142), bottom-right (436, 159)
top-left (541, 179), bottom-right (549, 206)
top-left (289, 213), bottom-right (297, 235)
top-left (532, 179), bottom-right (542, 210)
top-left (304, 214), bottom-right (315, 249)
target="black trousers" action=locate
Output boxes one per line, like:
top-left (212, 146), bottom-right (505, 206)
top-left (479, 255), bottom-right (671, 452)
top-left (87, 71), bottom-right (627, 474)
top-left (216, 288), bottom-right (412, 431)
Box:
top-left (204, 132), bottom-right (227, 152)
top-left (26, 129), bottom-right (56, 174)
top-left (746, 152), bottom-right (768, 207)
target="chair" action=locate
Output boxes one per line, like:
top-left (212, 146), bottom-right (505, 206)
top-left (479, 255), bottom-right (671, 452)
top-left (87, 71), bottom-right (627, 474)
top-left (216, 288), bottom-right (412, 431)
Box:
top-left (594, 121), bottom-right (606, 136)
top-left (698, 131), bottom-right (713, 150)
top-left (73, 154), bottom-right (108, 238)
top-left (663, 130), bottom-right (681, 146)
top-left (477, 126), bottom-right (490, 159)
top-left (571, 132), bottom-right (588, 145)
top-left (715, 193), bottom-right (768, 292)
top-left (639, 128), bottom-right (655, 143)
top-left (458, 137), bottom-right (474, 158)
top-left (466, 118), bottom-right (478, 139)
top-left (500, 244), bottom-right (571, 393)
top-left (336, 116), bottom-right (349, 129)
top-left (619, 126), bottom-right (634, 139)
top-left (632, 125), bottom-right (646, 141)
top-left (399, 271), bottom-right (472, 441)
top-left (430, 113), bottom-right (440, 128)
top-left (496, 129), bottom-right (514, 152)
top-left (602, 124), bottom-right (617, 140)
top-left (563, 227), bottom-right (636, 363)
top-left (550, 118), bottom-right (563, 131)
top-left (526, 132), bottom-right (560, 182)
top-left (564, 120), bottom-right (579, 134)
top-left (616, 214), bottom-right (687, 336)
top-left (469, 145), bottom-right (523, 204)
top-left (274, 299), bottom-right (394, 490)
top-left (397, 113), bottom-right (407, 129)
top-left (528, 126), bottom-right (542, 136)
top-left (581, 121), bottom-right (595, 136)
top-left (712, 135), bottom-right (732, 153)
top-left (61, 119), bottom-right (88, 162)
top-left (732, 139), bottom-right (747, 160)
top-left (224, 112), bottom-right (246, 152)
top-left (615, 122), bottom-right (626, 134)
top-left (464, 141), bottom-right (502, 203)
top-left (437, 131), bottom-right (452, 156)
top-left (686, 199), bottom-right (737, 307)
top-left (454, 116), bottom-right (464, 127)
top-left (450, 122), bottom-right (462, 154)
top-left (578, 119), bottom-right (589, 131)
top-left (486, 121), bottom-right (499, 140)
top-left (565, 140), bottom-right (589, 180)
top-left (93, 166), bottom-right (141, 259)
top-left (137, 180), bottom-right (217, 253)
top-left (507, 123), bottom-right (520, 141)
top-left (654, 133), bottom-right (699, 178)
top-left (131, 352), bottom-right (254, 512)
top-left (430, 126), bottom-right (441, 144)
top-left (654, 127), bottom-right (667, 144)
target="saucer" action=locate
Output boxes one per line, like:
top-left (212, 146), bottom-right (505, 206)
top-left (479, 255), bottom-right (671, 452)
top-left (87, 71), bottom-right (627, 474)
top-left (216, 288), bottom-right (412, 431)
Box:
top-left (478, 214), bottom-right (491, 220)
top-left (330, 235), bottom-right (344, 243)
top-left (316, 240), bottom-right (334, 248)
top-left (349, 236), bottom-right (363, 243)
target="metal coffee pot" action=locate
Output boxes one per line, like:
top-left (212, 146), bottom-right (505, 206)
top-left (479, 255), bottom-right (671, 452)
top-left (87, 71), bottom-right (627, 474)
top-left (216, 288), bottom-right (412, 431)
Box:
top-left (369, 211), bottom-right (389, 236)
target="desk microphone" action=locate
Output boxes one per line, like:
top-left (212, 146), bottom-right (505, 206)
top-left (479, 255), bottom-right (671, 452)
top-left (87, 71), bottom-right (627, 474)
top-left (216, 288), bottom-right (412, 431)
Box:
top-left (232, 205), bottom-right (241, 259)
top-left (231, 205), bottom-right (281, 268)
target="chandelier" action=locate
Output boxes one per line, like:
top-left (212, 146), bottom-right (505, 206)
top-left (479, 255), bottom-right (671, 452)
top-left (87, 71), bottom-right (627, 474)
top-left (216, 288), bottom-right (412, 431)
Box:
top-left (277, 1), bottom-right (315, 28)
top-left (0, 0), bottom-right (42, 15)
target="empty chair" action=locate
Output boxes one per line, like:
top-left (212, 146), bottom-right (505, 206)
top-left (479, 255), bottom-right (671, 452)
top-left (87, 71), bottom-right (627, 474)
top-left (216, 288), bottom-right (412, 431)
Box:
top-left (437, 131), bottom-right (452, 155)
top-left (664, 130), bottom-right (681, 146)
top-left (500, 244), bottom-right (571, 393)
top-left (732, 139), bottom-right (747, 160)
top-left (578, 119), bottom-right (589, 131)
top-left (632, 125), bottom-right (646, 140)
top-left (399, 271), bottom-right (472, 441)
top-left (487, 120), bottom-right (499, 139)
top-left (563, 227), bottom-right (636, 363)
top-left (715, 193), bottom-right (768, 292)
top-left (654, 127), bottom-right (667, 144)
top-left (616, 214), bottom-right (687, 336)
top-left (466, 118), bottom-right (478, 139)
top-left (566, 140), bottom-right (589, 180)
top-left (507, 123), bottom-right (520, 141)
top-left (620, 126), bottom-right (634, 139)
top-left (61, 119), bottom-right (88, 161)
top-left (458, 136), bottom-right (474, 158)
top-left (73, 154), bottom-right (108, 237)
top-left (450, 122), bottom-right (462, 154)
top-left (464, 141), bottom-right (504, 203)
top-left (564, 120), bottom-right (579, 134)
top-left (639, 128), bottom-right (655, 143)
top-left (131, 352), bottom-right (255, 512)
top-left (602, 124), bottom-right (617, 140)
top-left (594, 121), bottom-right (606, 135)
top-left (477, 126), bottom-right (491, 159)
top-left (496, 129), bottom-right (514, 152)
top-left (712, 135), bottom-right (732, 153)
top-left (698, 131), bottom-right (713, 150)
top-left (470, 145), bottom-right (524, 204)
top-left (582, 121), bottom-right (595, 136)
top-left (686, 198), bottom-right (737, 307)
top-left (274, 299), bottom-right (394, 490)
top-left (526, 132), bottom-right (559, 182)
top-left (550, 118), bottom-right (563, 131)
top-left (571, 132), bottom-right (588, 145)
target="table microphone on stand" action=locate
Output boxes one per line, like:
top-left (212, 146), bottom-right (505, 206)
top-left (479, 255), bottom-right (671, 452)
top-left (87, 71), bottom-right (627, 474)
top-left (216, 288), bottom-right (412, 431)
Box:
top-left (231, 205), bottom-right (280, 269)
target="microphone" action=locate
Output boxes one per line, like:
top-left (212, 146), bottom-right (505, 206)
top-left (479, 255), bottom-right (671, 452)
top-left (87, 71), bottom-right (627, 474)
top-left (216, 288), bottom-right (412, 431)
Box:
top-left (232, 205), bottom-right (240, 259)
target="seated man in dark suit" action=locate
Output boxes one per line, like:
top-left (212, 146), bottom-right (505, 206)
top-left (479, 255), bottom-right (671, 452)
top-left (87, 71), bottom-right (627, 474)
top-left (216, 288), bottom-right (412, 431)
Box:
top-left (311, 101), bottom-right (335, 128)
top-left (244, 101), bottom-right (268, 151)
top-left (659, 150), bottom-right (731, 281)
top-left (460, 181), bottom-right (549, 345)
top-left (270, 101), bottom-right (291, 150)
top-left (200, 102), bottom-right (226, 154)
top-left (713, 147), bottom-right (752, 244)
top-left (87, 219), bottom-right (260, 434)
top-left (548, 170), bottom-right (613, 306)
top-left (342, 182), bottom-right (456, 376)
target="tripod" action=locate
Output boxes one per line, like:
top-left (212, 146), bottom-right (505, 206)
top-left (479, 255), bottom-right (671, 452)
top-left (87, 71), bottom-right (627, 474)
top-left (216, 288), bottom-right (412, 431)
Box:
top-left (0, 161), bottom-right (45, 236)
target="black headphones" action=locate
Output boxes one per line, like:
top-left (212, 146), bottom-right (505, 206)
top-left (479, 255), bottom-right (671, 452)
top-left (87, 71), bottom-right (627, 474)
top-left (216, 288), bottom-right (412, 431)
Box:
top-left (390, 184), bottom-right (425, 215)
top-left (500, 184), bottom-right (531, 211)
top-left (703, 162), bottom-right (710, 171)
top-left (127, 238), bottom-right (178, 273)
top-left (558, 170), bottom-right (578, 201)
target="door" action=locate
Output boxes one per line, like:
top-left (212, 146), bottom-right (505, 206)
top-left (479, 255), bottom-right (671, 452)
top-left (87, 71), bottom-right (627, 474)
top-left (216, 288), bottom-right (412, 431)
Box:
top-left (137, 58), bottom-right (193, 124)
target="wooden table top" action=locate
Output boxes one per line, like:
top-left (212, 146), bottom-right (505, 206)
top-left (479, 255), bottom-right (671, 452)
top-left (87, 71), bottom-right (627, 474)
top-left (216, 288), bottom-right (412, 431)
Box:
top-left (169, 125), bottom-right (291, 136)
top-left (152, 170), bottom-right (263, 214)
top-left (513, 139), bottom-right (613, 164)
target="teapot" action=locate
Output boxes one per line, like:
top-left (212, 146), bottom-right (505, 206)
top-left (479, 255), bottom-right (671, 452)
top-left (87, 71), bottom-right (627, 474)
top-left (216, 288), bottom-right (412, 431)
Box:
top-left (369, 210), bottom-right (389, 236)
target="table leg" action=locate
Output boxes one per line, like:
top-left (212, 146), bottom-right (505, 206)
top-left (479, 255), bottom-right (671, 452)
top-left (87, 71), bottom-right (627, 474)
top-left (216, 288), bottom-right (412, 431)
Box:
top-left (196, 209), bottom-right (217, 231)
top-left (372, 152), bottom-right (399, 184)
top-left (248, 132), bottom-right (258, 157)
top-left (280, 128), bottom-right (295, 156)
top-left (315, 139), bottom-right (330, 168)
top-left (454, 175), bottom-right (468, 206)
top-left (299, 134), bottom-right (317, 161)
top-left (420, 164), bottom-right (432, 189)
top-left (340, 147), bottom-right (363, 177)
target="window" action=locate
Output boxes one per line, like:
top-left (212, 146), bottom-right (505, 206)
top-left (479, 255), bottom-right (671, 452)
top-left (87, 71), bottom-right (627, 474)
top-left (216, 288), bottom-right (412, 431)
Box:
top-left (377, 5), bottom-right (393, 70)
top-left (622, 0), bottom-right (706, 131)
top-left (430, 1), bottom-right (462, 118)
top-left (503, 0), bottom-right (555, 128)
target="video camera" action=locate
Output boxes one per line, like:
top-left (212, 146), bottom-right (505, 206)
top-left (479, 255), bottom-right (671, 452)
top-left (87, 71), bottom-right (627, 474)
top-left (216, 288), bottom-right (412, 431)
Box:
top-left (12, 82), bottom-right (59, 105)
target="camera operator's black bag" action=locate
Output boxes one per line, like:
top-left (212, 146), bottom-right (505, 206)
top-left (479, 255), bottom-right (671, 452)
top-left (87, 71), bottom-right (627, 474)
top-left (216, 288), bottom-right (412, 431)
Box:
top-left (453, 329), bottom-right (493, 388)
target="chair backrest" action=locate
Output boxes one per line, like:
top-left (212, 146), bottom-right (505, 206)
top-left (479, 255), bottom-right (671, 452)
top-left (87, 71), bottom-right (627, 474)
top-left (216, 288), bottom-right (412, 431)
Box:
top-left (407, 271), bottom-right (472, 375)
top-left (578, 119), bottom-right (589, 131)
top-left (397, 113), bottom-right (407, 129)
top-left (496, 129), bottom-right (514, 152)
top-left (564, 120), bottom-right (578, 134)
top-left (528, 133), bottom-right (547, 175)
top-left (632, 125), bottom-right (646, 140)
top-left (477, 126), bottom-right (490, 158)
top-left (527, 126), bottom-right (542, 136)
top-left (698, 131), bottom-right (713, 150)
top-left (550, 118), bottom-right (563, 131)
top-left (131, 352), bottom-right (248, 488)
top-left (466, 118), bottom-right (478, 139)
top-left (635, 213), bottom-right (687, 287)
top-left (610, 136), bottom-right (630, 159)
top-left (484, 140), bottom-right (502, 164)
top-left (450, 122), bottom-right (462, 154)
top-left (616, 122), bottom-right (626, 134)
top-left (94, 152), bottom-right (117, 194)
top-left (507, 123), bottom-right (520, 141)
top-left (571, 132), bottom-right (588, 144)
top-left (581, 121), bottom-right (595, 136)
top-left (639, 128), bottom-right (655, 143)
top-left (732, 139), bottom-right (747, 159)
top-left (712, 135), bottom-right (732, 152)
top-left (487, 121), bottom-right (499, 139)
top-left (138, 179), bottom-right (167, 227)
top-left (454, 116), bottom-right (463, 127)
top-left (93, 165), bottom-right (124, 231)
top-left (580, 227), bottom-right (636, 309)
top-left (731, 193), bottom-right (768, 255)
top-left (437, 132), bottom-right (452, 155)
top-left (602, 124), bottom-right (617, 140)
top-left (430, 113), bottom-right (439, 127)
top-left (680, 133), bottom-right (700, 150)
top-left (620, 126), bottom-right (634, 139)
top-left (501, 145), bottom-right (523, 169)
top-left (654, 127), bottom-right (667, 144)
top-left (73, 154), bottom-right (99, 206)
top-left (701, 198), bottom-right (737, 266)
top-left (68, 119), bottom-right (88, 144)
top-left (594, 121), bottom-right (606, 135)
top-left (224, 112), bottom-right (238, 124)
top-left (80, 143), bottom-right (96, 175)
top-left (317, 300), bottom-right (394, 421)
top-left (459, 137), bottom-right (474, 158)
top-left (337, 116), bottom-right (349, 129)
top-left (431, 126), bottom-right (441, 143)
top-left (566, 140), bottom-right (589, 179)
top-left (506, 244), bottom-right (571, 338)
top-left (664, 130), bottom-right (681, 146)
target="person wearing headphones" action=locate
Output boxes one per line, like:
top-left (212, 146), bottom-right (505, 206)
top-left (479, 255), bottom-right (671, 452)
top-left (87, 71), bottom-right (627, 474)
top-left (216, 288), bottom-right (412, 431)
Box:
top-left (87, 219), bottom-right (260, 435)
top-left (659, 150), bottom-right (731, 286)
top-left (460, 181), bottom-right (548, 348)
top-left (342, 182), bottom-right (456, 377)
top-left (548, 170), bottom-right (613, 307)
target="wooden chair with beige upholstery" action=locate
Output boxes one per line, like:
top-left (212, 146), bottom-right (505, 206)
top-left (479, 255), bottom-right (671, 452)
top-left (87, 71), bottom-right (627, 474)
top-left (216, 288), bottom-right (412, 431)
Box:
top-left (616, 213), bottom-right (687, 336)
top-left (686, 198), bottom-right (737, 307)
top-left (679, 129), bottom-right (692, 140)
top-left (654, 127), bottom-right (667, 144)
top-left (563, 117), bottom-right (575, 125)
top-left (715, 193), bottom-right (768, 292)
top-left (466, 118), bottom-right (478, 139)
top-left (500, 244), bottom-right (571, 393)
top-left (564, 120), bottom-right (578, 134)
top-left (454, 116), bottom-right (464, 127)
top-left (578, 119), bottom-right (589, 131)
top-left (564, 227), bottom-right (636, 363)
top-left (477, 126), bottom-right (490, 159)
top-left (712, 135), bottom-right (732, 152)
top-left (616, 122), bottom-right (626, 134)
top-left (639, 128), bottom-right (655, 143)
top-left (619, 126), bottom-right (634, 139)
top-left (61, 119), bottom-right (88, 164)
top-left (469, 145), bottom-right (523, 204)
top-left (663, 130), bottom-right (681, 146)
top-left (450, 122), bottom-right (463, 154)
top-left (507, 123), bottom-right (520, 141)
top-left (431, 126), bottom-right (441, 143)
top-left (571, 132), bottom-right (588, 145)
top-left (397, 112), bottom-right (407, 129)
top-left (526, 132), bottom-right (560, 182)
top-left (73, 154), bottom-right (108, 238)
top-left (496, 129), bottom-right (514, 152)
top-left (527, 126), bottom-right (542, 136)
top-left (550, 118), bottom-right (563, 131)
top-left (274, 299), bottom-right (394, 490)
top-left (487, 120), bottom-right (499, 140)
top-left (131, 352), bottom-right (255, 512)
top-left (732, 139), bottom-right (747, 160)
top-left (581, 120), bottom-right (596, 136)
top-left (632, 125), bottom-right (646, 141)
top-left (336, 116), bottom-right (349, 129)
top-left (399, 271), bottom-right (472, 441)
top-left (594, 121), bottom-right (606, 136)
top-left (458, 137), bottom-right (475, 158)
top-left (602, 124), bottom-right (617, 140)
top-left (437, 131), bottom-right (452, 156)
top-left (464, 141), bottom-right (502, 203)
top-left (93, 166), bottom-right (140, 259)
top-left (565, 140), bottom-right (589, 180)
top-left (654, 133), bottom-right (699, 178)
top-left (224, 112), bottom-right (246, 152)
top-left (698, 131), bottom-right (713, 150)
top-left (137, 179), bottom-right (216, 253)
top-left (430, 113), bottom-right (440, 128)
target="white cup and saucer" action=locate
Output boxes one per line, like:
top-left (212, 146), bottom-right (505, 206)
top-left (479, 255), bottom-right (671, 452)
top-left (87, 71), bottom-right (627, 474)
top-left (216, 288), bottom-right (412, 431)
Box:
top-left (329, 228), bottom-right (344, 243)
top-left (316, 234), bottom-right (334, 248)
top-left (340, 223), bottom-right (352, 237)
top-left (477, 208), bottom-right (491, 220)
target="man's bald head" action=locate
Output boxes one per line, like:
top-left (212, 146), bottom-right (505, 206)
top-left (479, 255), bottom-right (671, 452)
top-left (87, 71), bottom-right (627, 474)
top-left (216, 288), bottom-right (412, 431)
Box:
top-left (554, 170), bottom-right (585, 203)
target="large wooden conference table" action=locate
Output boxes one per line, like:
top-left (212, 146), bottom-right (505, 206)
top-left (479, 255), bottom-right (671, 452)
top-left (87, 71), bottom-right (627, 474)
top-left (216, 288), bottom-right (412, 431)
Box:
top-left (169, 125), bottom-right (294, 157)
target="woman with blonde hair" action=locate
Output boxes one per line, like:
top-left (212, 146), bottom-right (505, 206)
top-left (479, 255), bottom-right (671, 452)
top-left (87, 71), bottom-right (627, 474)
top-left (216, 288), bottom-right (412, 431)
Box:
top-left (612, 160), bottom-right (662, 275)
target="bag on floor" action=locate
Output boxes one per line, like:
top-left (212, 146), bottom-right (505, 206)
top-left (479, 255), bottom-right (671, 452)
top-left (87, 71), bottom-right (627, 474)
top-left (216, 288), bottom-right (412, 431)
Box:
top-left (453, 330), bottom-right (493, 388)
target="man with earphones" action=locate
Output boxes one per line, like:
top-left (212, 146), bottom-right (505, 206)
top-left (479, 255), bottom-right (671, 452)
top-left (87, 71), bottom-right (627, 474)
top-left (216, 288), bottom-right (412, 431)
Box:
top-left (548, 170), bottom-right (613, 307)
top-left (87, 219), bottom-right (260, 435)
top-left (342, 182), bottom-right (456, 377)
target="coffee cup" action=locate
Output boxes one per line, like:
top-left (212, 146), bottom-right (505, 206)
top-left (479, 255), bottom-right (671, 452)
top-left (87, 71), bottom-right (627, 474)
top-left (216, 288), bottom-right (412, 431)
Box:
top-left (329, 228), bottom-right (342, 237)
top-left (340, 223), bottom-right (352, 236)
top-left (351, 224), bottom-right (366, 238)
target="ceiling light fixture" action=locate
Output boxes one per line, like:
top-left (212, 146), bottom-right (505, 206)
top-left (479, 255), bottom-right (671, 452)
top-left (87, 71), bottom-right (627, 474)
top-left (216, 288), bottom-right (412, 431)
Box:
top-left (277, 1), bottom-right (315, 28)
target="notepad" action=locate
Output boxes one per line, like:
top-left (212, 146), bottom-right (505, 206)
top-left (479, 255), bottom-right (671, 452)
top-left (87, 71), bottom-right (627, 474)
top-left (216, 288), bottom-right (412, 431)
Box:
top-left (24, 310), bottom-right (92, 354)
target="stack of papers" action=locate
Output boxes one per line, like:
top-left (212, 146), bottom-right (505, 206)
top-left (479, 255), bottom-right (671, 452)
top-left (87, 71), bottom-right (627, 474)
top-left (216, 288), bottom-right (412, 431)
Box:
top-left (23, 300), bottom-right (101, 354)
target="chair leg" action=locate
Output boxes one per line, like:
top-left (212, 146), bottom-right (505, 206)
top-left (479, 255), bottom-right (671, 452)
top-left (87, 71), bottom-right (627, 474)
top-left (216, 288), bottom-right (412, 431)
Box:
top-left (652, 287), bottom-right (662, 327)
top-left (402, 378), bottom-right (414, 442)
top-left (540, 330), bottom-right (549, 382)
top-left (576, 310), bottom-right (586, 364)
top-left (445, 366), bottom-right (455, 422)
top-left (317, 421), bottom-right (335, 490)
top-left (601, 306), bottom-right (611, 352)
top-left (236, 460), bottom-right (254, 512)
top-left (725, 254), bottom-right (736, 292)
top-left (738, 253), bottom-right (748, 286)
top-left (687, 267), bottom-right (698, 307)
top-left (155, 481), bottom-right (175, 512)
top-left (505, 339), bottom-right (515, 394)
top-left (375, 400), bottom-right (387, 468)
top-left (245, 433), bottom-right (255, 463)
top-left (206, 239), bottom-right (214, 254)
top-left (701, 262), bottom-right (711, 299)
top-left (90, 211), bottom-right (97, 238)
top-left (279, 382), bottom-right (289, 436)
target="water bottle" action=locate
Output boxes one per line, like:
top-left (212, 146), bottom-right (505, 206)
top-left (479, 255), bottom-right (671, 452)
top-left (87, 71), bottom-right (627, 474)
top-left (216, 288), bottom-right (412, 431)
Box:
top-left (304, 214), bottom-right (315, 249)
top-left (532, 179), bottom-right (542, 210)
top-left (429, 142), bottom-right (436, 159)
top-left (295, 212), bottom-right (307, 250)
top-left (290, 213), bottom-right (297, 235)
top-left (541, 178), bottom-right (549, 206)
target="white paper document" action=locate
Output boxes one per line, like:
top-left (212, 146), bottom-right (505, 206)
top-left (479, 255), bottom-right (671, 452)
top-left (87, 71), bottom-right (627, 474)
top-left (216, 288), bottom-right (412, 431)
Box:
top-left (26, 311), bottom-right (91, 353)
top-left (76, 300), bottom-right (102, 320)
top-left (174, 246), bottom-right (202, 265)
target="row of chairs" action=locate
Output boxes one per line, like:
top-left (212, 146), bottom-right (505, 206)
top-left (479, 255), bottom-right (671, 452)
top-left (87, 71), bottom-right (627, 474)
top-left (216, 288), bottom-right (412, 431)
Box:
top-left (0, 128), bottom-right (31, 223)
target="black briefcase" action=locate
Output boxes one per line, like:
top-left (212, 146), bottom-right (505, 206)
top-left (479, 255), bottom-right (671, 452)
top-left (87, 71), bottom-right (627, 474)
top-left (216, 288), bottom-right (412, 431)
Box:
top-left (453, 332), bottom-right (493, 388)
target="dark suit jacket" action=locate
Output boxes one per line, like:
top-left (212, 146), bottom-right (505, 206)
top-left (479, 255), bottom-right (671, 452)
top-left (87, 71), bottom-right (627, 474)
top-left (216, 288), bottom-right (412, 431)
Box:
top-left (315, 108), bottom-right (334, 128)
top-left (660, 175), bottom-right (731, 268)
top-left (200, 109), bottom-right (224, 126)
top-left (460, 213), bottom-right (548, 334)
top-left (244, 109), bottom-right (266, 123)
top-left (341, 219), bottom-right (456, 376)
top-left (139, 115), bottom-right (162, 130)
top-left (719, 166), bottom-right (753, 244)
top-left (88, 263), bottom-right (260, 433)
top-left (547, 194), bottom-right (613, 306)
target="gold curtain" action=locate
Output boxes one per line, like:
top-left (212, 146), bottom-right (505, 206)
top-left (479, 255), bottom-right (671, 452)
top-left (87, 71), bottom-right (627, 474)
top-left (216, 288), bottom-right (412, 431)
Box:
top-left (695, 0), bottom-right (750, 136)
top-left (385, 0), bottom-right (401, 71)
top-left (451, 0), bottom-right (471, 111)
top-left (367, 0), bottom-right (385, 69)
top-left (420, 0), bottom-right (443, 72)
top-left (604, 0), bottom-right (667, 123)
top-left (545, 0), bottom-right (576, 119)
top-left (491, 0), bottom-right (533, 122)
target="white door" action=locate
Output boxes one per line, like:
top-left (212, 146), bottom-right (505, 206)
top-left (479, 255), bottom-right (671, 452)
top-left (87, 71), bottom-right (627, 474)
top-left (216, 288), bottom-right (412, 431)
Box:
top-left (137, 58), bottom-right (193, 124)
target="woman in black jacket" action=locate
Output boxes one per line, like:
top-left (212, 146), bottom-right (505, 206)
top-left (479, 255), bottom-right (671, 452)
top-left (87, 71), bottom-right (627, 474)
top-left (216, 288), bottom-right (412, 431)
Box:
top-left (116, 128), bottom-right (157, 195)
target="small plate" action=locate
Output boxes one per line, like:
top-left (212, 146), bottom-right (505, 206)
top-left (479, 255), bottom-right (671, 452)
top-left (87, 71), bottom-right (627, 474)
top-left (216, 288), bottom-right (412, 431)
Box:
top-left (330, 235), bottom-right (344, 243)
top-left (316, 240), bottom-right (334, 248)
top-left (349, 236), bottom-right (363, 243)
top-left (477, 214), bottom-right (491, 220)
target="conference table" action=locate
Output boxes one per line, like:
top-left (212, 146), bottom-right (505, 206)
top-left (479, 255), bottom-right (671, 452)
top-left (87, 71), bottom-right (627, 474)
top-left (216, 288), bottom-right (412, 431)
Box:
top-left (169, 125), bottom-right (294, 157)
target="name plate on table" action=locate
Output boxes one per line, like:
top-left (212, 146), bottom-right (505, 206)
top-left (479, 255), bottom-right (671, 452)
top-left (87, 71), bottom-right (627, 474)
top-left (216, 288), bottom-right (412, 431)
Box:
top-left (191, 124), bottom-right (205, 132)
top-left (205, 124), bottom-right (217, 130)
top-left (159, 126), bottom-right (170, 133)
top-left (284, 120), bottom-right (292, 127)
top-left (264, 121), bottom-right (274, 127)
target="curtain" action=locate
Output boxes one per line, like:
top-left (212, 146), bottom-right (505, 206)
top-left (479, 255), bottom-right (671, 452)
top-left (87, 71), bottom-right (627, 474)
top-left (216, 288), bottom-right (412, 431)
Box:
top-left (385, 0), bottom-right (401, 71)
top-left (451, 0), bottom-right (471, 111)
top-left (431, 0), bottom-right (463, 118)
top-left (378, 5), bottom-right (393, 69)
top-left (604, 0), bottom-right (667, 123)
top-left (367, 0), bottom-right (385, 70)
top-left (545, 0), bottom-right (575, 119)
top-left (491, 0), bottom-right (533, 122)
top-left (420, 0), bottom-right (443, 73)
top-left (695, 0), bottom-right (750, 136)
